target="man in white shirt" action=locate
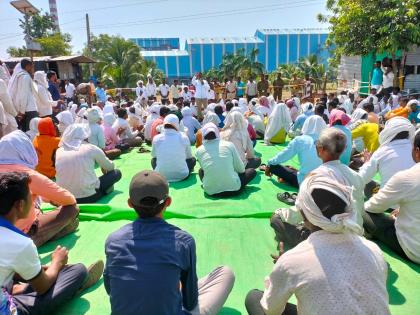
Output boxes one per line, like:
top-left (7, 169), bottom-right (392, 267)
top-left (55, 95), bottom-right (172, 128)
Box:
top-left (196, 123), bottom-right (256, 197)
top-left (170, 79), bottom-right (180, 104)
top-left (65, 79), bottom-right (76, 103)
top-left (145, 76), bottom-right (157, 102)
top-left (112, 108), bottom-right (143, 147)
top-left (158, 78), bottom-right (170, 105)
top-left (360, 117), bottom-right (415, 198)
top-left (191, 73), bottom-right (209, 119)
top-left (135, 80), bottom-right (147, 106)
top-left (357, 89), bottom-right (378, 111)
top-left (246, 173), bottom-right (389, 315)
top-left (33, 71), bottom-right (59, 118)
top-left (0, 172), bottom-right (104, 314)
top-left (151, 114), bottom-right (195, 182)
top-left (363, 130), bottom-right (420, 263)
top-left (246, 77), bottom-right (258, 102)
top-left (381, 66), bottom-right (394, 97)
top-left (7, 59), bottom-right (38, 132)
top-left (181, 86), bottom-right (192, 103)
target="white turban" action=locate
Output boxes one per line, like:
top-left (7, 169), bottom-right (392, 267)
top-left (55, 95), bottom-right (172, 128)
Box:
top-left (201, 122), bottom-right (220, 141)
top-left (379, 116), bottom-right (415, 146)
top-left (264, 103), bottom-right (292, 142)
top-left (296, 173), bottom-right (364, 235)
top-left (59, 123), bottom-right (90, 151)
top-left (301, 115), bottom-right (327, 137)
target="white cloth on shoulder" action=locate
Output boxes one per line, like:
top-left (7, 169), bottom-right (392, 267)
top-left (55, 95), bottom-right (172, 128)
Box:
top-left (59, 123), bottom-right (91, 151)
top-left (0, 130), bottom-right (38, 169)
top-left (264, 103), bottom-right (292, 142)
top-left (301, 115), bottom-right (327, 136)
top-left (379, 116), bottom-right (415, 146)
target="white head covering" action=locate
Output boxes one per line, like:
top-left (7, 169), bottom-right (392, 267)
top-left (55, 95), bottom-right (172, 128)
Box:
top-left (87, 108), bottom-right (101, 124)
top-left (351, 108), bottom-right (368, 123)
top-left (222, 111), bottom-right (249, 150)
top-left (26, 117), bottom-right (41, 140)
top-left (201, 122), bottom-right (220, 141)
top-left (379, 117), bottom-right (415, 146)
top-left (206, 103), bottom-right (216, 113)
top-left (301, 102), bottom-right (314, 113)
top-left (69, 103), bottom-right (78, 119)
top-left (296, 173), bottom-right (364, 235)
top-left (264, 103), bottom-right (292, 142)
top-left (103, 113), bottom-right (116, 126)
top-left (75, 108), bottom-right (87, 123)
top-left (103, 102), bottom-right (115, 116)
top-left (59, 123), bottom-right (90, 151)
top-left (238, 98), bottom-right (248, 113)
top-left (203, 111), bottom-right (221, 126)
top-left (34, 71), bottom-right (48, 89)
top-left (0, 130), bottom-right (38, 169)
top-left (301, 115), bottom-right (327, 137)
top-left (57, 110), bottom-right (74, 127)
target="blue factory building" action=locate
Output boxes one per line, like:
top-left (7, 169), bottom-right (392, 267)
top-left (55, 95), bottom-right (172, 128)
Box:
top-left (130, 29), bottom-right (329, 79)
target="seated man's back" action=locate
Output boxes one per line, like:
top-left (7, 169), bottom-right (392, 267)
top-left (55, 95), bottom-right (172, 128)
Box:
top-left (104, 219), bottom-right (197, 315)
top-left (264, 231), bottom-right (389, 315)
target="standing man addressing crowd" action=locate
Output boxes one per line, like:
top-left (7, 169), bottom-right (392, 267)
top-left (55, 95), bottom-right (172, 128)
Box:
top-left (104, 170), bottom-right (235, 315)
top-left (191, 72), bottom-right (209, 119)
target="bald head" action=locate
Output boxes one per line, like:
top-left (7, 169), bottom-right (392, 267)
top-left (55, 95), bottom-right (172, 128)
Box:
top-left (317, 128), bottom-right (347, 161)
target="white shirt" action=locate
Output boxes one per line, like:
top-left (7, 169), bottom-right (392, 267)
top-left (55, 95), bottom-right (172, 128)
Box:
top-left (220, 130), bottom-right (255, 164)
top-left (383, 71), bottom-right (394, 89)
top-left (261, 231), bottom-right (389, 315)
top-left (16, 73), bottom-right (38, 113)
top-left (358, 94), bottom-right (378, 109)
top-left (390, 94), bottom-right (400, 109)
top-left (136, 86), bottom-right (145, 99)
top-left (159, 84), bottom-right (170, 98)
top-left (112, 117), bottom-right (138, 140)
top-left (35, 83), bottom-right (57, 117)
top-left (145, 83), bottom-right (156, 97)
top-left (170, 85), bottom-right (180, 98)
top-left (181, 91), bottom-right (192, 102)
top-left (359, 139), bottom-right (415, 187)
top-left (207, 89), bottom-right (215, 100)
top-left (65, 83), bottom-right (76, 98)
top-left (191, 76), bottom-right (209, 99)
top-left (196, 139), bottom-right (245, 195)
top-left (151, 129), bottom-right (192, 182)
top-left (0, 227), bottom-right (41, 294)
top-left (365, 163), bottom-right (420, 263)
top-left (56, 143), bottom-right (115, 198)
top-left (0, 63), bottom-right (10, 84)
top-left (246, 81), bottom-right (257, 96)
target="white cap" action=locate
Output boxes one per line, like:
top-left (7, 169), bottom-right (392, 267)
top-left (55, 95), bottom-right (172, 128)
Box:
top-left (201, 122), bottom-right (220, 140)
top-left (163, 114), bottom-right (179, 130)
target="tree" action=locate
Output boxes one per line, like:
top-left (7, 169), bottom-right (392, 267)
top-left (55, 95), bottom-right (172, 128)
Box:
top-left (318, 0), bottom-right (420, 58)
top-left (7, 11), bottom-right (72, 57)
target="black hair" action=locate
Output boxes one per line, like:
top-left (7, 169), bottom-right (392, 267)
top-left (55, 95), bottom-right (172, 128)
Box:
top-left (391, 131), bottom-right (409, 142)
top-left (183, 101), bottom-right (190, 107)
top-left (96, 81), bottom-right (102, 85)
top-left (414, 131), bottom-right (420, 149)
top-left (340, 91), bottom-right (347, 95)
top-left (337, 107), bottom-right (347, 114)
top-left (132, 197), bottom-right (166, 218)
top-left (311, 188), bottom-right (346, 220)
top-left (226, 102), bottom-right (234, 112)
top-left (159, 106), bottom-right (170, 117)
top-left (0, 172), bottom-right (30, 216)
top-left (129, 107), bottom-right (136, 114)
top-left (116, 107), bottom-right (127, 118)
top-left (401, 98), bottom-right (410, 105)
top-left (204, 131), bottom-right (217, 140)
top-left (47, 70), bottom-right (56, 80)
top-left (315, 104), bottom-right (325, 115)
top-left (214, 105), bottom-right (223, 115)
top-left (363, 103), bottom-right (374, 113)
top-left (20, 58), bottom-right (33, 70)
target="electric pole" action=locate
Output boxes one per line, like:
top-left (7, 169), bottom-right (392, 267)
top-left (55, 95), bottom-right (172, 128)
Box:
top-left (86, 13), bottom-right (93, 76)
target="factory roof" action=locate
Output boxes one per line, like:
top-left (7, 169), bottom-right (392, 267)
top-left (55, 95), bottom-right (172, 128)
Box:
top-left (186, 36), bottom-right (263, 44)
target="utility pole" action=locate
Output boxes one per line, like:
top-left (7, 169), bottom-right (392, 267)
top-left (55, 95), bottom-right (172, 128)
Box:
top-left (86, 13), bottom-right (93, 76)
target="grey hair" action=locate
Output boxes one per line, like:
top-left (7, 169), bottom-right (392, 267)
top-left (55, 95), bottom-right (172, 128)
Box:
top-left (318, 128), bottom-right (347, 159)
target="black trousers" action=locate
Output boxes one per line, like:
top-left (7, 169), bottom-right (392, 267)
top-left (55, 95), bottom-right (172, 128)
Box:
top-left (151, 157), bottom-right (196, 174)
top-left (18, 111), bottom-right (39, 132)
top-left (245, 289), bottom-right (297, 315)
top-left (13, 264), bottom-right (87, 315)
top-left (363, 211), bottom-right (409, 260)
top-left (246, 157), bottom-right (262, 169)
top-left (269, 164), bottom-right (299, 188)
top-left (247, 95), bottom-right (257, 102)
top-left (76, 169), bottom-right (122, 204)
top-left (270, 213), bottom-right (311, 249)
top-left (199, 168), bottom-right (256, 197)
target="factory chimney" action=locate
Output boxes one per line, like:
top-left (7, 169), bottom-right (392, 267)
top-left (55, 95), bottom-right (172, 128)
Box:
top-left (48, 0), bottom-right (60, 32)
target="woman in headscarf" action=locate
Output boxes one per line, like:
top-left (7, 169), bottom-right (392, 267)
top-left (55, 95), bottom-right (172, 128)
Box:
top-left (34, 71), bottom-right (58, 118)
top-left (247, 174), bottom-right (389, 315)
top-left (103, 113), bottom-right (129, 153)
top-left (245, 99), bottom-right (266, 138)
top-left (258, 96), bottom-right (272, 116)
top-left (0, 130), bottom-right (78, 246)
top-left (56, 110), bottom-right (74, 135)
top-left (329, 109), bottom-right (352, 165)
top-left (26, 117), bottom-right (41, 141)
top-left (351, 107), bottom-right (379, 153)
top-left (195, 111), bottom-right (220, 148)
top-left (221, 111), bottom-right (261, 169)
top-left (75, 107), bottom-right (87, 124)
top-left (55, 124), bottom-right (122, 204)
top-left (33, 117), bottom-right (60, 178)
top-left (264, 103), bottom-right (292, 145)
top-left (289, 102), bottom-right (314, 137)
top-left (264, 115), bottom-right (327, 188)
top-left (196, 122), bottom-right (257, 197)
top-left (286, 98), bottom-right (299, 122)
top-left (181, 106), bottom-right (201, 144)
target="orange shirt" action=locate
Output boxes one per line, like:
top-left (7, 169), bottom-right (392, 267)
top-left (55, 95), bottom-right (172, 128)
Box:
top-left (195, 129), bottom-right (203, 148)
top-left (385, 106), bottom-right (409, 120)
top-left (151, 117), bottom-right (164, 141)
top-left (33, 135), bottom-right (60, 178)
top-left (0, 164), bottom-right (76, 232)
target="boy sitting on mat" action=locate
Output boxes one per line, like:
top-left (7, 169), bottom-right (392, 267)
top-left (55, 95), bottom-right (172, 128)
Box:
top-left (104, 170), bottom-right (235, 315)
top-left (245, 173), bottom-right (390, 315)
top-left (0, 172), bottom-right (103, 315)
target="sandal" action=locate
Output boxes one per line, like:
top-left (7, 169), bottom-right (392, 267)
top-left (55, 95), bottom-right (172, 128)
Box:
top-left (277, 192), bottom-right (297, 205)
top-left (259, 163), bottom-right (267, 172)
top-left (138, 147), bottom-right (151, 153)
